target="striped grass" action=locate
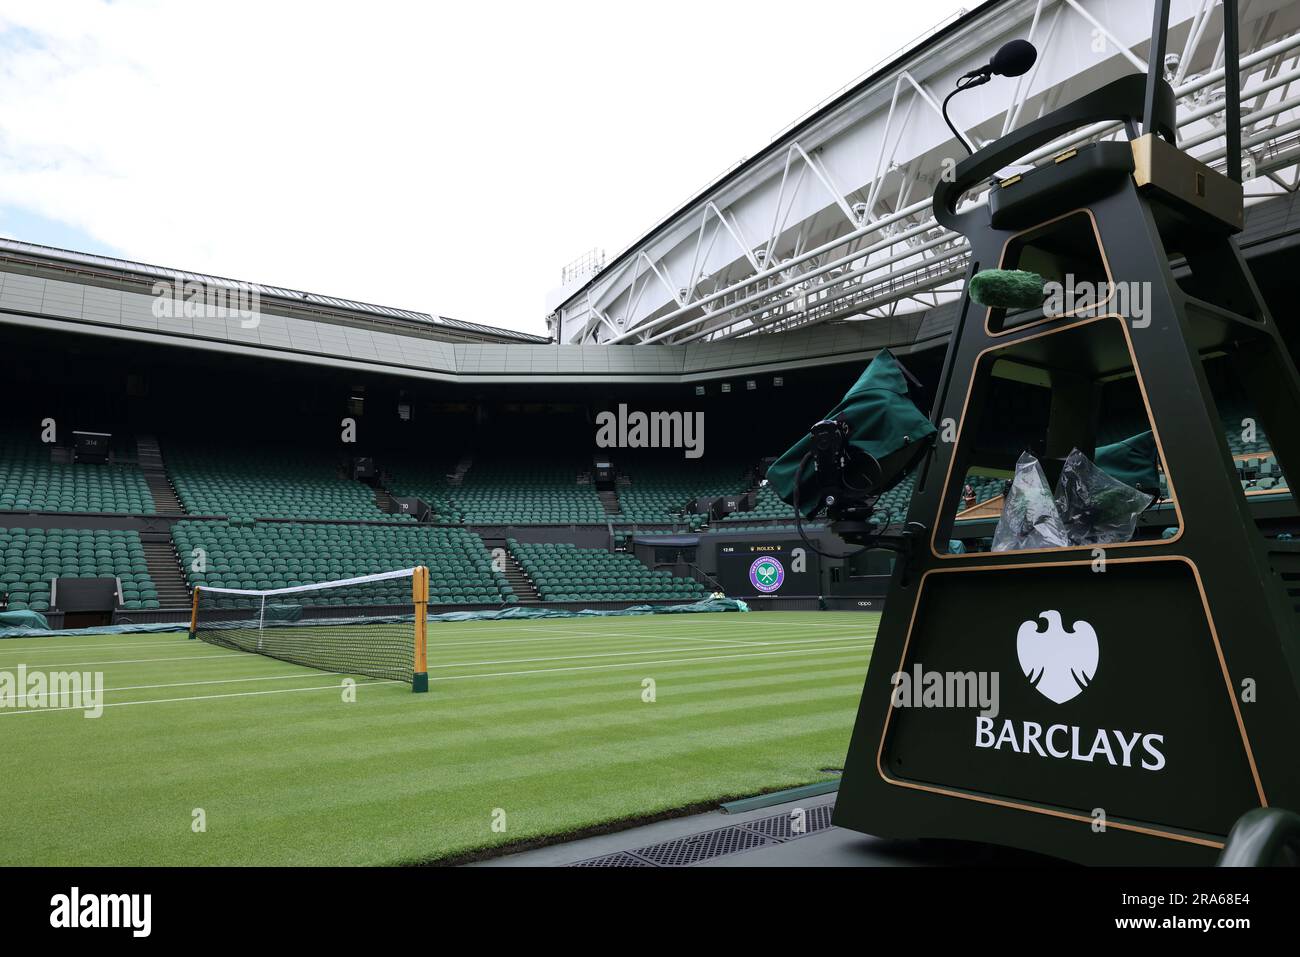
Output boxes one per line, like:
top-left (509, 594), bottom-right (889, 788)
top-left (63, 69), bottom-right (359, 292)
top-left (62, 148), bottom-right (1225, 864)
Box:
top-left (0, 611), bottom-right (876, 865)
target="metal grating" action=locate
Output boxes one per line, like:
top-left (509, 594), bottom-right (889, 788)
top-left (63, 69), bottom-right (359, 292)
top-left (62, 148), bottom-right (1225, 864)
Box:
top-left (570, 851), bottom-right (655, 868)
top-left (570, 800), bottom-right (837, 867)
top-left (737, 803), bottom-right (836, 841)
top-left (631, 826), bottom-right (771, 866)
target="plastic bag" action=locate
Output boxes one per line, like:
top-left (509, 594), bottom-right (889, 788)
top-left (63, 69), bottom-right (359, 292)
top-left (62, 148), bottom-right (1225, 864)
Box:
top-left (1054, 447), bottom-right (1152, 546)
top-left (992, 452), bottom-right (1070, 551)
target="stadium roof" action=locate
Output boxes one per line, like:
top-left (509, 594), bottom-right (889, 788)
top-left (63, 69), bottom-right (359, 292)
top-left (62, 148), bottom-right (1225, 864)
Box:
top-left (552, 0), bottom-right (1300, 345)
top-left (1, 191), bottom-right (1294, 386)
top-left (553, 0), bottom-right (1002, 312)
top-left (0, 237), bottom-right (551, 345)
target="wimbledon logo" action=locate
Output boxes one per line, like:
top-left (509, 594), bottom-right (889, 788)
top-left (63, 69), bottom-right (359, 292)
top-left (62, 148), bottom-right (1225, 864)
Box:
top-left (749, 556), bottom-right (785, 593)
top-left (1016, 610), bottom-right (1099, 704)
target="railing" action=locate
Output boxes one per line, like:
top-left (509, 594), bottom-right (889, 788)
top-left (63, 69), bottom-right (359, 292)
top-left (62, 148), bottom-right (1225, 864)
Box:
top-left (661, 562), bottom-right (726, 595)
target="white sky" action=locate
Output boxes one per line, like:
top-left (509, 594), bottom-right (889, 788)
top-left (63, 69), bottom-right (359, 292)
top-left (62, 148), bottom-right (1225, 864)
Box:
top-left (0, 0), bottom-right (968, 335)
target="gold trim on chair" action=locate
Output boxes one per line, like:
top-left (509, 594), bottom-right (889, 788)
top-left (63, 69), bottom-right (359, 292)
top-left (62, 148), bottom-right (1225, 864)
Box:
top-left (983, 208), bottom-right (1116, 338)
top-left (874, 554), bottom-right (1265, 849)
top-left (929, 313), bottom-right (1185, 559)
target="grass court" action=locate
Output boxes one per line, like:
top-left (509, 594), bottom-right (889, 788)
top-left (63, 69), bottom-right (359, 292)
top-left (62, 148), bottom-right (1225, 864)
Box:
top-left (0, 611), bottom-right (876, 865)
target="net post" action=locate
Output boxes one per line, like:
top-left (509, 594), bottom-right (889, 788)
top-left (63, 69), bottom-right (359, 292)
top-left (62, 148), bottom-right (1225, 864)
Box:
top-left (188, 586), bottom-right (201, 640)
top-left (412, 566), bottom-right (429, 693)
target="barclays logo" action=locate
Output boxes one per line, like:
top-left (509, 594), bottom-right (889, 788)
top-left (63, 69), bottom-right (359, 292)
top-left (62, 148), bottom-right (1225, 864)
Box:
top-left (974, 609), bottom-right (1166, 771)
top-left (1017, 610), bottom-right (1099, 704)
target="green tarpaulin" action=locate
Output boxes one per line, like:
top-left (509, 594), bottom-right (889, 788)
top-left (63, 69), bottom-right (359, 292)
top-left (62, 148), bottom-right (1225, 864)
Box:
top-left (0, 598), bottom-right (749, 638)
top-left (425, 597), bottom-right (749, 622)
top-left (767, 349), bottom-right (936, 516)
top-left (1095, 430), bottom-right (1159, 494)
top-left (0, 609), bottom-right (50, 632)
top-left (265, 603), bottom-right (305, 622)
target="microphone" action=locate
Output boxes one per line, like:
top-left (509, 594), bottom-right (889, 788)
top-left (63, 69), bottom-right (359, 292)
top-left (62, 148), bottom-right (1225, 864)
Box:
top-left (962, 38), bottom-right (1038, 80)
top-left (945, 38), bottom-right (1038, 155)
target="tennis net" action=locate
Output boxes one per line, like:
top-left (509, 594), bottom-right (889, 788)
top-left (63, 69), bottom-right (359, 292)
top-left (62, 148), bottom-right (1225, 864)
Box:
top-left (189, 566), bottom-right (430, 691)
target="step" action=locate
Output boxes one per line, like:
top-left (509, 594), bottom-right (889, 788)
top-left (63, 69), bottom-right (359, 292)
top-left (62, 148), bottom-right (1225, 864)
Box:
top-left (145, 474), bottom-right (186, 515)
top-left (476, 536), bottom-right (539, 604)
top-left (449, 453), bottom-right (474, 484)
top-left (597, 489), bottom-right (622, 516)
top-left (499, 546), bottom-right (541, 603)
top-left (135, 437), bottom-right (166, 472)
top-left (137, 436), bottom-right (186, 515)
top-left (140, 539), bottom-right (192, 607)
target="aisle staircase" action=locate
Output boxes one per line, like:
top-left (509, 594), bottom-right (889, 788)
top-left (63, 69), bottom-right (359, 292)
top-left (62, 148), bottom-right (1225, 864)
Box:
top-left (139, 532), bottom-right (192, 609)
top-left (447, 453), bottom-right (474, 486)
top-left (373, 486), bottom-right (399, 516)
top-left (136, 436), bottom-right (186, 515)
top-left (484, 539), bottom-right (540, 603)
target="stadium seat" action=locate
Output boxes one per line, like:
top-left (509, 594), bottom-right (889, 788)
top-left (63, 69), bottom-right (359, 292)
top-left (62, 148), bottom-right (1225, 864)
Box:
top-left (509, 540), bottom-right (706, 603)
top-left (388, 458), bottom-right (606, 525)
top-left (0, 430), bottom-right (155, 515)
top-left (165, 444), bottom-right (408, 523)
top-left (616, 460), bottom-right (800, 525)
top-left (0, 528), bottom-right (155, 612)
top-left (172, 521), bottom-right (510, 606)
top-left (616, 462), bottom-right (753, 524)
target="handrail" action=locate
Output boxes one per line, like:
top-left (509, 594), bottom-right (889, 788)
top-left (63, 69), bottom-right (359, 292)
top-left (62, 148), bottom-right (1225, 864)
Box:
top-left (659, 561), bottom-right (726, 595)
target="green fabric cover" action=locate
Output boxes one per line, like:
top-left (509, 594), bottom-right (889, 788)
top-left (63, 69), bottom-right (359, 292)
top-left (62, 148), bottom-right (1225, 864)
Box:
top-left (968, 269), bottom-right (1045, 309)
top-left (0, 609), bottom-right (49, 631)
top-left (1095, 430), bottom-right (1159, 493)
top-left (1, 623), bottom-right (188, 639)
top-left (0, 599), bottom-right (749, 639)
top-left (426, 597), bottom-right (748, 622)
top-left (264, 603), bottom-right (305, 622)
top-left (767, 349), bottom-right (936, 516)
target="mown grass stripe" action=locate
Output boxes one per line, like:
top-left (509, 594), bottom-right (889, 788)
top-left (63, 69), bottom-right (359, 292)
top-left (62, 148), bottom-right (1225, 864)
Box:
top-left (0, 611), bottom-right (878, 865)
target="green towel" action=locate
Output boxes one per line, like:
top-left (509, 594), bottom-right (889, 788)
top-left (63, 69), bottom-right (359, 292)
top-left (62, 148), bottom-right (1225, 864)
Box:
top-left (767, 349), bottom-right (936, 517)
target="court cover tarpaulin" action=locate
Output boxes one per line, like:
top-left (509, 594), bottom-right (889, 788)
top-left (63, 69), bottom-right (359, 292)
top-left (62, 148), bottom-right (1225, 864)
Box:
top-left (0, 597), bottom-right (749, 638)
top-left (766, 349), bottom-right (937, 516)
top-left (0, 620), bottom-right (190, 638)
top-left (0, 609), bottom-right (50, 632)
top-left (425, 597), bottom-right (749, 622)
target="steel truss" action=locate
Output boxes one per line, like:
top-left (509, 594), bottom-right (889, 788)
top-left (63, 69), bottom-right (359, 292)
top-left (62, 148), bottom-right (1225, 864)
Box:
top-left (554, 0), bottom-right (1300, 345)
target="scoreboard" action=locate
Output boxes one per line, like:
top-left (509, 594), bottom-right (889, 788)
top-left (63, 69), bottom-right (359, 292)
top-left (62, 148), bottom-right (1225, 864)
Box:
top-left (716, 540), bottom-right (819, 597)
